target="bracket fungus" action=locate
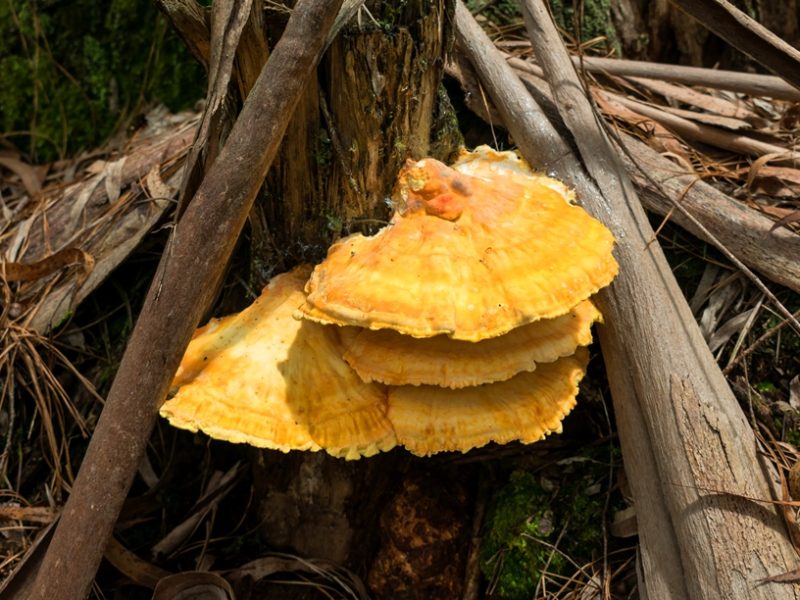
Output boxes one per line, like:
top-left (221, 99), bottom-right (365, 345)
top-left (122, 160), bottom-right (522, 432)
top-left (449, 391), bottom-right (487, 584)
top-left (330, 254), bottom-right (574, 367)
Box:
top-left (301, 146), bottom-right (617, 341)
top-left (339, 300), bottom-right (601, 388)
top-left (387, 349), bottom-right (588, 457)
top-left (160, 266), bottom-right (396, 460)
top-left (162, 147), bottom-right (618, 458)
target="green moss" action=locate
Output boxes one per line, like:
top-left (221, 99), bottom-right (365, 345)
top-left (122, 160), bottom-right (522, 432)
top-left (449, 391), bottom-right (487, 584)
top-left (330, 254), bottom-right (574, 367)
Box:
top-left (481, 461), bottom-right (612, 599)
top-left (755, 381), bottom-right (778, 394)
top-left (481, 472), bottom-right (562, 600)
top-left (464, 0), bottom-right (519, 26)
top-left (430, 84), bottom-right (464, 163)
top-left (1, 0), bottom-right (204, 162)
top-left (549, 0), bottom-right (620, 54)
top-left (315, 129), bottom-right (333, 167)
top-left (464, 0), bottom-right (619, 54)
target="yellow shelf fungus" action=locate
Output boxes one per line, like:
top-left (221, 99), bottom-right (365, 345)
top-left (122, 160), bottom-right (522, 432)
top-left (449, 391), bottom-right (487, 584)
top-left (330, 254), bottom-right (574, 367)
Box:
top-left (162, 147), bottom-right (617, 458)
top-left (160, 267), bottom-right (396, 460)
top-left (301, 146), bottom-right (617, 341)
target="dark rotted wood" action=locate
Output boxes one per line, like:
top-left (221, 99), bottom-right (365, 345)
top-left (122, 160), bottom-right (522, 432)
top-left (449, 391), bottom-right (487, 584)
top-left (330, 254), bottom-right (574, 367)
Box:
top-left (367, 471), bottom-right (469, 599)
top-left (25, 2), bottom-right (344, 598)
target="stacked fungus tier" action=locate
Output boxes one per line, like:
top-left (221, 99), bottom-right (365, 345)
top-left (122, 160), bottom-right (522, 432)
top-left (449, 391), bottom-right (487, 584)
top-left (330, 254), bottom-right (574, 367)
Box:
top-left (160, 147), bottom-right (618, 458)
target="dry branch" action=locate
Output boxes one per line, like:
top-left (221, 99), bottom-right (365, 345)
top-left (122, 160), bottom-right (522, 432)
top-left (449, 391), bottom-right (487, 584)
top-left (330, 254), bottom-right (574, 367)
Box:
top-left (25, 1), bottom-right (344, 598)
top-left (598, 90), bottom-right (800, 162)
top-left (668, 0), bottom-right (800, 90)
top-left (512, 54), bottom-right (800, 101)
top-left (617, 134), bottom-right (800, 296)
top-left (457, 1), bottom-right (800, 598)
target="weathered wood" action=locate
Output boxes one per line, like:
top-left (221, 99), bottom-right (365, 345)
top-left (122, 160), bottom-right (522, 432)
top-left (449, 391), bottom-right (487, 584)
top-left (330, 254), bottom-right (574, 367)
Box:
top-left (457, 1), bottom-right (800, 598)
top-left (668, 0), bottom-right (800, 90)
top-left (0, 118), bottom-right (198, 334)
top-left (618, 134), bottom-right (800, 296)
top-left (256, 1), bottom-right (452, 260)
top-left (597, 89), bottom-right (800, 162)
top-left (513, 54), bottom-right (800, 101)
top-left (520, 0), bottom-right (799, 596)
top-left (25, 2), bottom-right (344, 598)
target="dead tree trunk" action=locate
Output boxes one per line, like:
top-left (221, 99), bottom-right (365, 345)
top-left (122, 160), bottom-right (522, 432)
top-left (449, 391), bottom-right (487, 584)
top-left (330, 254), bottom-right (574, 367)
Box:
top-left (249, 1), bottom-right (459, 571)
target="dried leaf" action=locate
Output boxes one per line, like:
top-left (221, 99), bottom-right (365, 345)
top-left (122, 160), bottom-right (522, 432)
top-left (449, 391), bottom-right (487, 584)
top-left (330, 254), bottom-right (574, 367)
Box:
top-left (745, 152), bottom-right (792, 190)
top-left (0, 156), bottom-right (44, 197)
top-left (770, 209), bottom-right (800, 233)
top-left (226, 553), bottom-right (370, 599)
top-left (103, 157), bottom-right (126, 205)
top-left (708, 308), bottom-right (754, 352)
top-left (1, 248), bottom-right (94, 282)
top-left (698, 274), bottom-right (740, 339)
top-left (689, 263), bottom-right (721, 315)
top-left (145, 165), bottom-right (176, 202)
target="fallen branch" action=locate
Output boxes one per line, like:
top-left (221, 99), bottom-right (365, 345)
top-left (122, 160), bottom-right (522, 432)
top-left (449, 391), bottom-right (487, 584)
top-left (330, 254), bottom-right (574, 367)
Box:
top-left (598, 90), bottom-right (800, 163)
top-left (668, 0), bottom-right (800, 90)
top-left (509, 57), bottom-right (798, 160)
top-left (456, 1), bottom-right (800, 598)
top-left (510, 54), bottom-right (800, 101)
top-left (617, 134), bottom-right (800, 296)
top-left (25, 1), bottom-right (344, 598)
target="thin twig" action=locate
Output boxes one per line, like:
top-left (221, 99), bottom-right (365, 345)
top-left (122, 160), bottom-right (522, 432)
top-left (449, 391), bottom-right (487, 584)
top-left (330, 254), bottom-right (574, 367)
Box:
top-left (723, 308), bottom-right (800, 375)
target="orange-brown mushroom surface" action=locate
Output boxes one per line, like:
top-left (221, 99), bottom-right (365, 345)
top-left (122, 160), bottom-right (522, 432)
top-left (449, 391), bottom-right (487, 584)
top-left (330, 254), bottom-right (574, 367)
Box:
top-left (160, 266), bottom-right (396, 460)
top-left (301, 147), bottom-right (617, 341)
top-left (340, 300), bottom-right (600, 388)
top-left (387, 349), bottom-right (588, 457)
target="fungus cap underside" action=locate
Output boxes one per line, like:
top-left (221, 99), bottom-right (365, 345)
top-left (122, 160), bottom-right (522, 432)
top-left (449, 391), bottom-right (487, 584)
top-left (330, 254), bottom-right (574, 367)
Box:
top-left (340, 300), bottom-right (600, 388)
top-left (160, 267), bottom-right (396, 460)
